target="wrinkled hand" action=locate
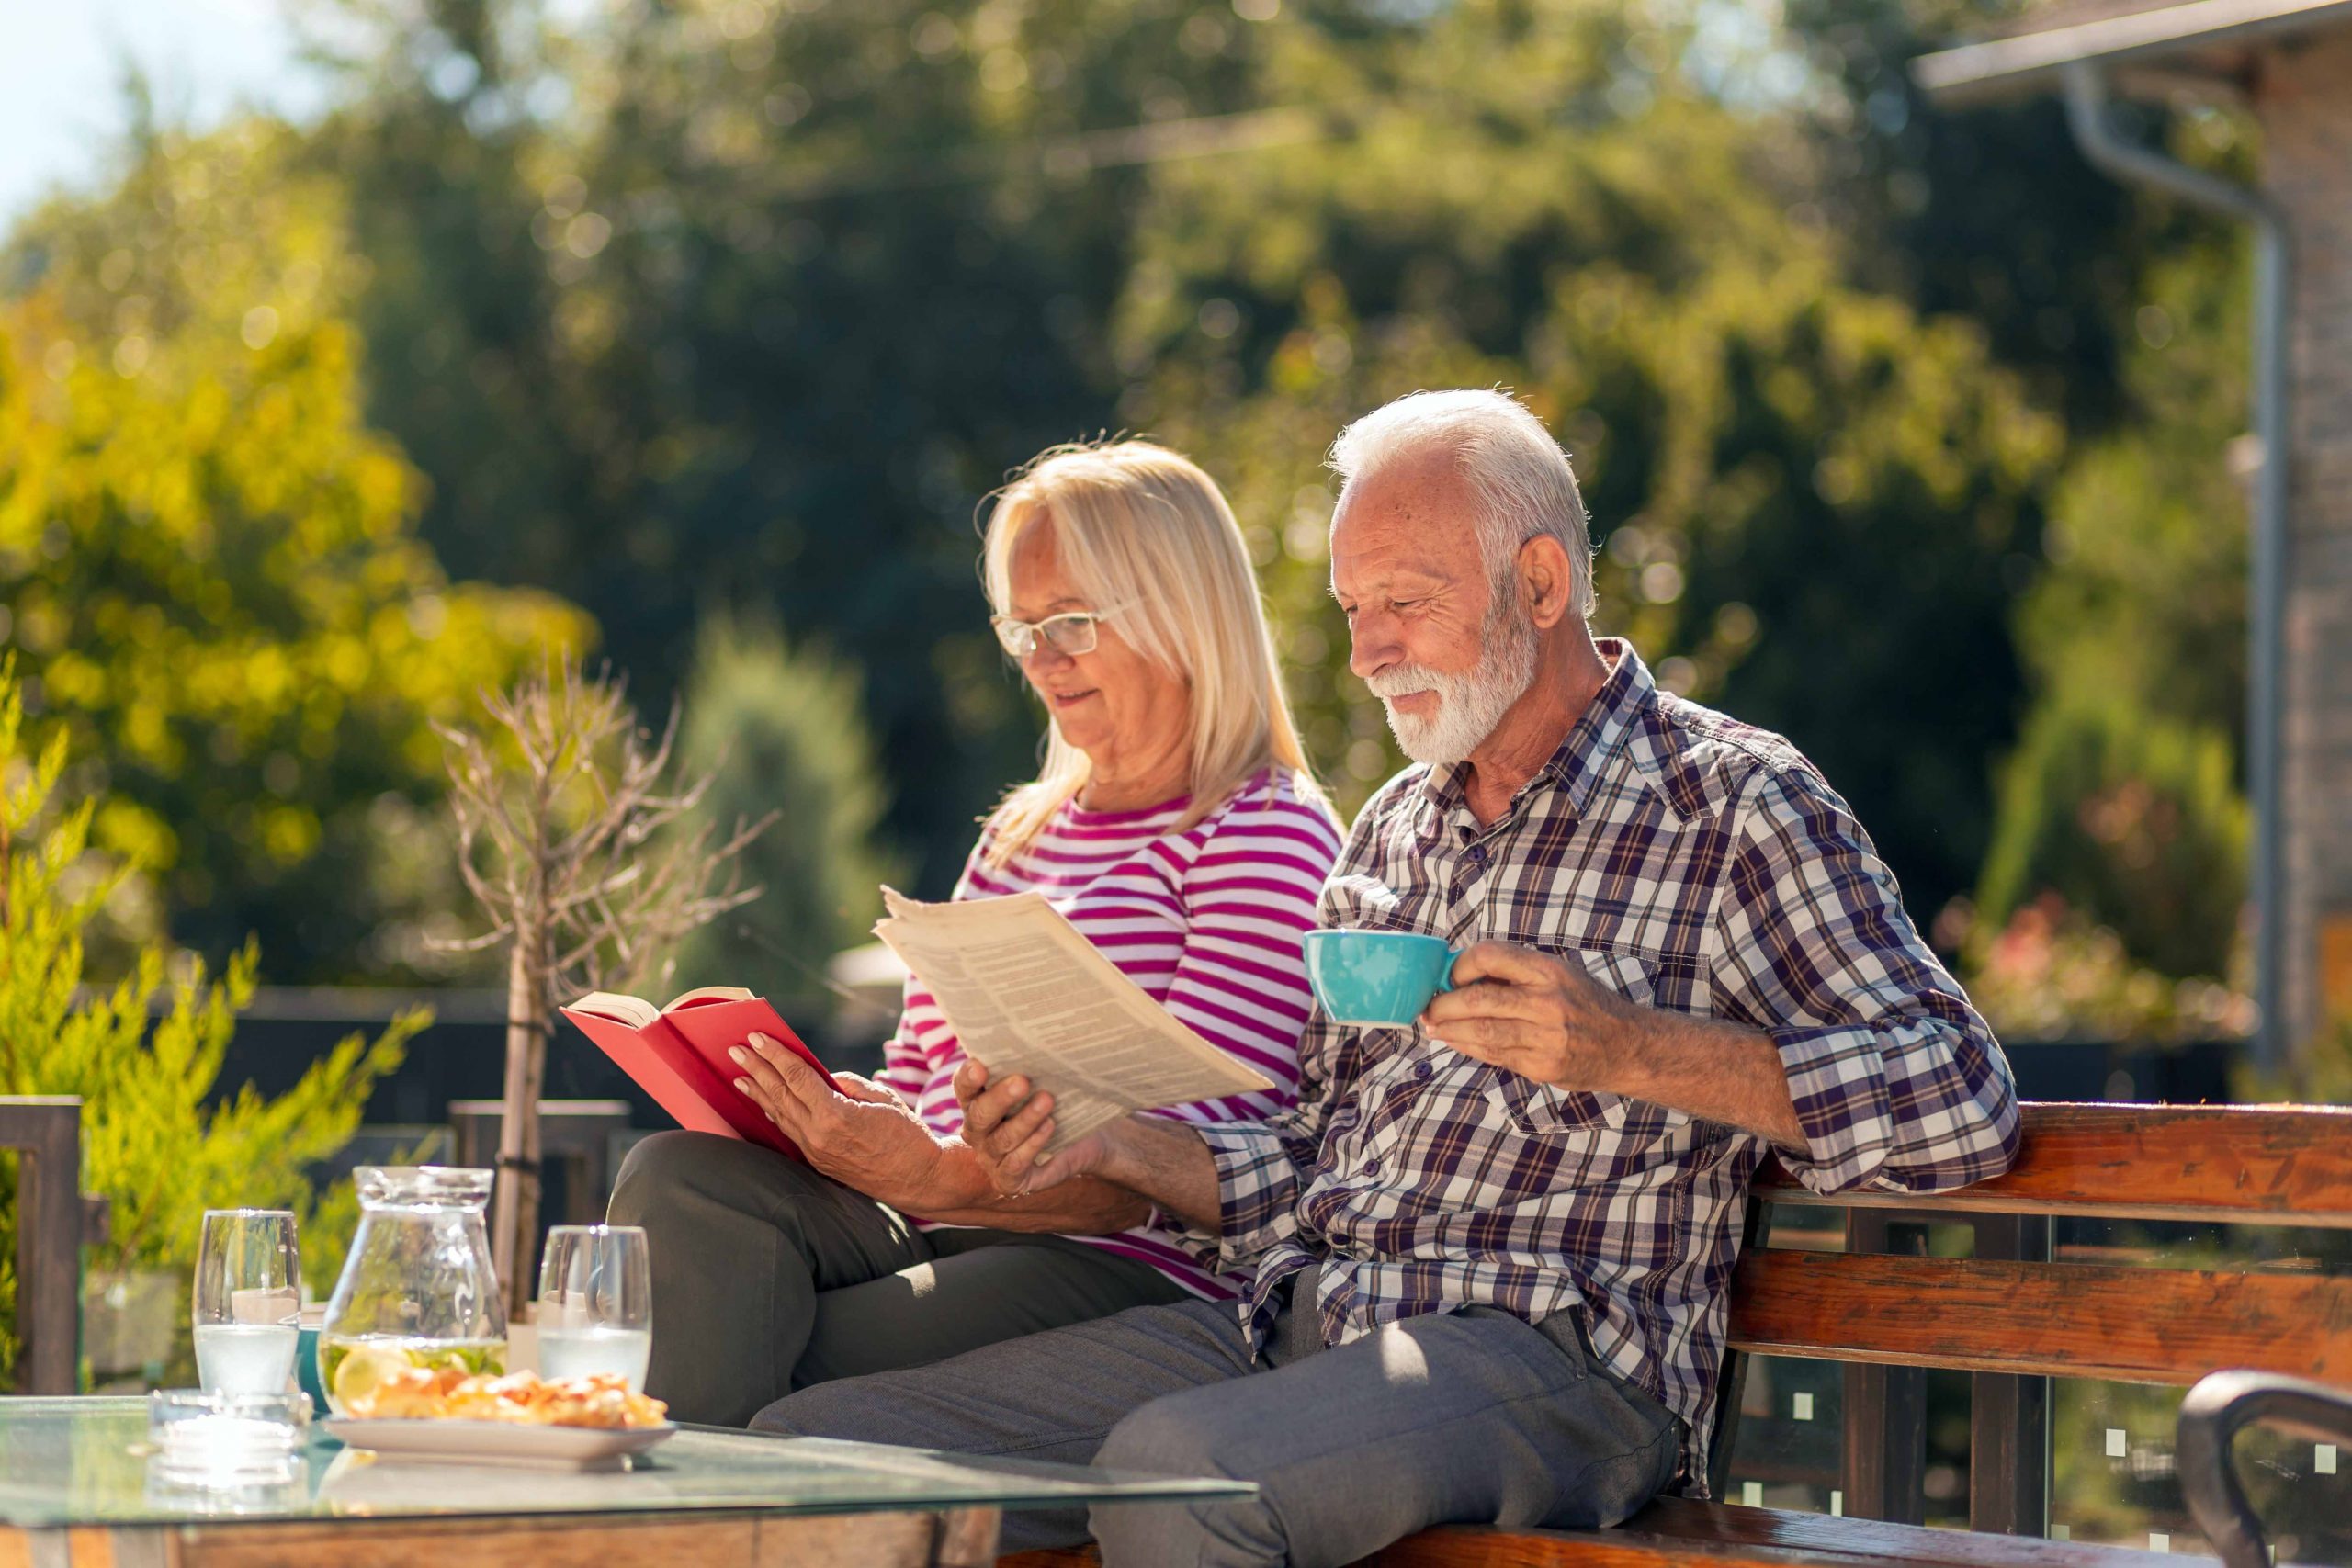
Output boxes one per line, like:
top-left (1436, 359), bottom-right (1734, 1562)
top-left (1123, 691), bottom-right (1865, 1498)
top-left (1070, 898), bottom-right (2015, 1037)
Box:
top-left (729, 1034), bottom-right (946, 1207)
top-left (1418, 941), bottom-right (1639, 1091)
top-left (952, 1058), bottom-right (1114, 1198)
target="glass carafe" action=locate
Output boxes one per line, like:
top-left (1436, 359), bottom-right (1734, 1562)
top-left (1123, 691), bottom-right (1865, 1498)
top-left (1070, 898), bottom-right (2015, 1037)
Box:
top-left (317, 1167), bottom-right (508, 1414)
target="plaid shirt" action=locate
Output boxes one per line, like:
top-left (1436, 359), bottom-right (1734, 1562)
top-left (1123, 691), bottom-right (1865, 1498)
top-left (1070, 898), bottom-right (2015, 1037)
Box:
top-left (1176, 640), bottom-right (2019, 1492)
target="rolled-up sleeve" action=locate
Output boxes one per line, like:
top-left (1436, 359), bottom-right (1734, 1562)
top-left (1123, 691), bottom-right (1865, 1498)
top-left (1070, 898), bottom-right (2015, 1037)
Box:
top-left (1167, 1018), bottom-right (1340, 1269)
top-left (1712, 767), bottom-right (2020, 1195)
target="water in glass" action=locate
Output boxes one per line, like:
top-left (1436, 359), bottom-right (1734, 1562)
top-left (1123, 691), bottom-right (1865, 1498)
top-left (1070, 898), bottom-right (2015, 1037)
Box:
top-left (193, 1211), bottom-right (300, 1396)
top-left (537, 1224), bottom-right (652, 1388)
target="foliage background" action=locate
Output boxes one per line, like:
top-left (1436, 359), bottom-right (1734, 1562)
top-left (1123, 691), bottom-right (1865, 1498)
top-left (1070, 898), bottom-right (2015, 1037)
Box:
top-left (0, 663), bottom-right (410, 1383)
top-left (2, 0), bottom-right (2258, 1011)
top-left (0, 115), bottom-right (588, 981)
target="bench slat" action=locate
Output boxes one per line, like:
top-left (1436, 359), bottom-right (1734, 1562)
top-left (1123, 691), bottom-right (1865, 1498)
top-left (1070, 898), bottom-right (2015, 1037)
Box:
top-left (1003, 1503), bottom-right (2200, 1568)
top-left (1359, 1503), bottom-right (2189, 1567)
top-left (1754, 1102), bottom-right (2352, 1228)
top-left (1728, 1250), bottom-right (2352, 1384)
top-left (1006, 1510), bottom-right (2192, 1568)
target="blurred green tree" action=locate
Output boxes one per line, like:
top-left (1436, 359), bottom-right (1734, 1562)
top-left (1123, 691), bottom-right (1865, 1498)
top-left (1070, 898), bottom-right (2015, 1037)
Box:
top-left (0, 118), bottom-right (593, 981)
top-left (667, 614), bottom-right (907, 1007)
top-left (0, 659), bottom-right (416, 1384)
top-left (1976, 693), bottom-right (2248, 984)
top-left (1969, 231), bottom-right (2252, 980)
top-left (301, 0), bottom-right (1236, 894)
top-left (1115, 5), bottom-right (2060, 918)
top-left (7, 0), bottom-right (2256, 982)
top-left (295, 0), bottom-right (2076, 923)
top-left (1786, 0), bottom-right (2255, 987)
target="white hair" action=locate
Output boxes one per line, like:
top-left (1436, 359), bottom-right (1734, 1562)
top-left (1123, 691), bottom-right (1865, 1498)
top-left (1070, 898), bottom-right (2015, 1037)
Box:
top-left (1327, 388), bottom-right (1596, 620)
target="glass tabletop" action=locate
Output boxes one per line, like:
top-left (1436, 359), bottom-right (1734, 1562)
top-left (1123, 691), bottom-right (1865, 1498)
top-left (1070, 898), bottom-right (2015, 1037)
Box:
top-left (0, 1398), bottom-right (1253, 1529)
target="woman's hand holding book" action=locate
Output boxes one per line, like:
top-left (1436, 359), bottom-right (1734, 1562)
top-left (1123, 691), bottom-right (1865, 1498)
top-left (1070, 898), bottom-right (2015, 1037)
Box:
top-left (729, 1034), bottom-right (967, 1211)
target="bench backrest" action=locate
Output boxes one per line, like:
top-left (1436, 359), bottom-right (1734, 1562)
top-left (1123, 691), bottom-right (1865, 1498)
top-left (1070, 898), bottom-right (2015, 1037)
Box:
top-left (1730, 1102), bottom-right (2352, 1387)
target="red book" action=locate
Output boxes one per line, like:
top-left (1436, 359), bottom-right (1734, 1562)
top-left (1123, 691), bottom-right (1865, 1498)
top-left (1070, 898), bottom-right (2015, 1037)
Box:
top-left (560, 986), bottom-right (835, 1161)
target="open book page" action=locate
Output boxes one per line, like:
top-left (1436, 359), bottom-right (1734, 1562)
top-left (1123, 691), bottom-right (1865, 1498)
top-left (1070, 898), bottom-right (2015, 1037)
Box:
top-left (571, 987), bottom-right (753, 1028)
top-left (663, 986), bottom-right (754, 1010)
top-left (570, 991), bottom-right (661, 1030)
top-left (873, 887), bottom-right (1273, 1154)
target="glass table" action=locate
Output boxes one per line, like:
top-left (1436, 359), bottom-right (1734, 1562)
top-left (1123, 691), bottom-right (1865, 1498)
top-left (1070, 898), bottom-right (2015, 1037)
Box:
top-left (0, 1397), bottom-right (1252, 1567)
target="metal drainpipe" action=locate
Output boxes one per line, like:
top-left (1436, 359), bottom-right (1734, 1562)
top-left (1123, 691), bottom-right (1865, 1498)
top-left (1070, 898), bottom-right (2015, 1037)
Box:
top-left (2061, 61), bottom-right (2294, 1069)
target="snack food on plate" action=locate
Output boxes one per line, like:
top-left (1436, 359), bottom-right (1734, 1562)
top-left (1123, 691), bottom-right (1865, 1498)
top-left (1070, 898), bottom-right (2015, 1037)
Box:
top-left (345, 1367), bottom-right (668, 1428)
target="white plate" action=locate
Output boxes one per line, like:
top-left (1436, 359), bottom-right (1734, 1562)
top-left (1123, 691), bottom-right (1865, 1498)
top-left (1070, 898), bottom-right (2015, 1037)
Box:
top-left (323, 1417), bottom-right (677, 1472)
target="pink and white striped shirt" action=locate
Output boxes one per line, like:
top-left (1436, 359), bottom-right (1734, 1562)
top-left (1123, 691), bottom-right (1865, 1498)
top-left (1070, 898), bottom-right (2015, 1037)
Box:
top-left (880, 767), bottom-right (1341, 1299)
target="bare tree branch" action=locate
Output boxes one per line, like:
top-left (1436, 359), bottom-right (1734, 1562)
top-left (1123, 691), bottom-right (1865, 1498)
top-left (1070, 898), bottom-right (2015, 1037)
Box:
top-left (430, 659), bottom-right (775, 1315)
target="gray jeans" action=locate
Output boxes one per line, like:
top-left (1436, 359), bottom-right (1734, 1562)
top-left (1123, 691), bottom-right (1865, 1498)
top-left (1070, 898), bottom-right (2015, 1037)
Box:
top-left (606, 1130), bottom-right (1186, 1427)
top-left (751, 1279), bottom-right (1682, 1568)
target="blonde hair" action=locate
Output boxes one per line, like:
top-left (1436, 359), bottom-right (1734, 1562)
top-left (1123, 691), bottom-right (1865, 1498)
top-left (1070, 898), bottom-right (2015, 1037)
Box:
top-left (980, 440), bottom-right (1330, 865)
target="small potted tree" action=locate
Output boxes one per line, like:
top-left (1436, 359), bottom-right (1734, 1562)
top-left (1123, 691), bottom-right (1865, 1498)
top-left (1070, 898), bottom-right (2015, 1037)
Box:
top-left (437, 661), bottom-right (771, 1316)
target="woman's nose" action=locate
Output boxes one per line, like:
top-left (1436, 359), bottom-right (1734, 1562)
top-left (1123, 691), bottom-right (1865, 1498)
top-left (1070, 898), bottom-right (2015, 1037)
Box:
top-left (1023, 642), bottom-right (1077, 678)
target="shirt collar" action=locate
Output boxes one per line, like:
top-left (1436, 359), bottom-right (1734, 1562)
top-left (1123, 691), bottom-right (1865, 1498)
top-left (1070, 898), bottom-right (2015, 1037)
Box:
top-left (1415, 638), bottom-right (1657, 837)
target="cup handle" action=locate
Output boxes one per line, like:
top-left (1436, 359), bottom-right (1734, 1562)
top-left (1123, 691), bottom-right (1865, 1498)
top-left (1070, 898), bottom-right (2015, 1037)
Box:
top-left (1437, 950), bottom-right (1457, 995)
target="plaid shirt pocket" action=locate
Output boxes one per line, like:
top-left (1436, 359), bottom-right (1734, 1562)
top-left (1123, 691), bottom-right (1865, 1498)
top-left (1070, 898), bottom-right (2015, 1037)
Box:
top-left (1489, 1072), bottom-right (1620, 1134)
top-left (1481, 947), bottom-right (1663, 1135)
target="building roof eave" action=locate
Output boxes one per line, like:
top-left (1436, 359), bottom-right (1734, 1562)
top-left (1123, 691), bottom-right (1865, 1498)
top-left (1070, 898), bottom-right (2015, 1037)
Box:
top-left (1912, 0), bottom-right (2352, 105)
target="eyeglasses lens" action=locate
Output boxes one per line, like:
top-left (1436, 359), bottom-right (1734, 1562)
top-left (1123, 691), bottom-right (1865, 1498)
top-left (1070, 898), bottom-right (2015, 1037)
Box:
top-left (997, 615), bottom-right (1099, 660)
top-left (1040, 615), bottom-right (1098, 656)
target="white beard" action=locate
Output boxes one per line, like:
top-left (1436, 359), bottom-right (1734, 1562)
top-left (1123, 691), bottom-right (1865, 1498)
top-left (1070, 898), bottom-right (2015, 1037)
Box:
top-left (1365, 595), bottom-right (1539, 765)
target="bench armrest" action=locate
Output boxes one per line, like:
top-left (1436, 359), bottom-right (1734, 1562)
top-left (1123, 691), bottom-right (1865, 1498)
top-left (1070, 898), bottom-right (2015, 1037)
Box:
top-left (2178, 1370), bottom-right (2352, 1568)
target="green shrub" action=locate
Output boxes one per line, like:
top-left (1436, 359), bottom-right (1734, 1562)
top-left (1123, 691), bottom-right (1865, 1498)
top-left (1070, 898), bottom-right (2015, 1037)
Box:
top-left (1973, 233), bottom-right (2253, 993)
top-left (1974, 690), bottom-right (2247, 983)
top-left (0, 661), bottom-right (417, 1386)
top-left (1950, 892), bottom-right (2252, 1047)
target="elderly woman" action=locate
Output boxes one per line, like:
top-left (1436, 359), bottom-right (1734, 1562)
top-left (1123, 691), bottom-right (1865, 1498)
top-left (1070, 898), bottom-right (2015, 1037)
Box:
top-left (608, 441), bottom-right (1340, 1427)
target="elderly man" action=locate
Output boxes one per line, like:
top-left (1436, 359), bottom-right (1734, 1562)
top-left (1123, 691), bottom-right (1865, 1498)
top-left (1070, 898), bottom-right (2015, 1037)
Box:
top-left (751, 389), bottom-right (2020, 1567)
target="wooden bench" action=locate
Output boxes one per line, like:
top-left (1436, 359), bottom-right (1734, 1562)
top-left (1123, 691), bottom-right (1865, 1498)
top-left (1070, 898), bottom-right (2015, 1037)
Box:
top-left (1003, 1100), bottom-right (2352, 1567)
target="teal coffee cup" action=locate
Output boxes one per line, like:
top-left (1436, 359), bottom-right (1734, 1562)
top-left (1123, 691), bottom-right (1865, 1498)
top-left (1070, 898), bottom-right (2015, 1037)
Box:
top-left (1302, 929), bottom-right (1456, 1027)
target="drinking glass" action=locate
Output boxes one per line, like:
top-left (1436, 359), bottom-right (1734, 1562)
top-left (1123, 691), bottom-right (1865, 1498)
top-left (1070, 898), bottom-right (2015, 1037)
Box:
top-left (193, 1210), bottom-right (300, 1397)
top-left (536, 1224), bottom-right (652, 1388)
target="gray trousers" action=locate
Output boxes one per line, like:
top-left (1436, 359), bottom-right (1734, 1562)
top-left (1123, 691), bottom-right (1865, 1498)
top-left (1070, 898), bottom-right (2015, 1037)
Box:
top-left (606, 1130), bottom-right (1186, 1427)
top-left (751, 1281), bottom-right (1683, 1568)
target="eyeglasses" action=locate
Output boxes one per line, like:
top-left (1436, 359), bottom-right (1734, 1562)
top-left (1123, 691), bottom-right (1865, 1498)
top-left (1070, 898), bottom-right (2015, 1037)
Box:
top-left (990, 609), bottom-right (1116, 660)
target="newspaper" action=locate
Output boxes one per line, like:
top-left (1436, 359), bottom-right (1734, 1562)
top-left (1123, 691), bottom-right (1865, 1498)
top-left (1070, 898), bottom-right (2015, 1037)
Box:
top-left (874, 887), bottom-right (1274, 1153)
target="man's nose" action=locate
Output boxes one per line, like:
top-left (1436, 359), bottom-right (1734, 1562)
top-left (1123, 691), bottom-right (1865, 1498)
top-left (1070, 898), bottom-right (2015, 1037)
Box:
top-left (1347, 610), bottom-right (1400, 682)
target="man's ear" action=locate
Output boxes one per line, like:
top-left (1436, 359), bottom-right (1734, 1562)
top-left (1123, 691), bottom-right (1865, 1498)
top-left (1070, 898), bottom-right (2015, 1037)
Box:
top-left (1517, 536), bottom-right (1576, 630)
